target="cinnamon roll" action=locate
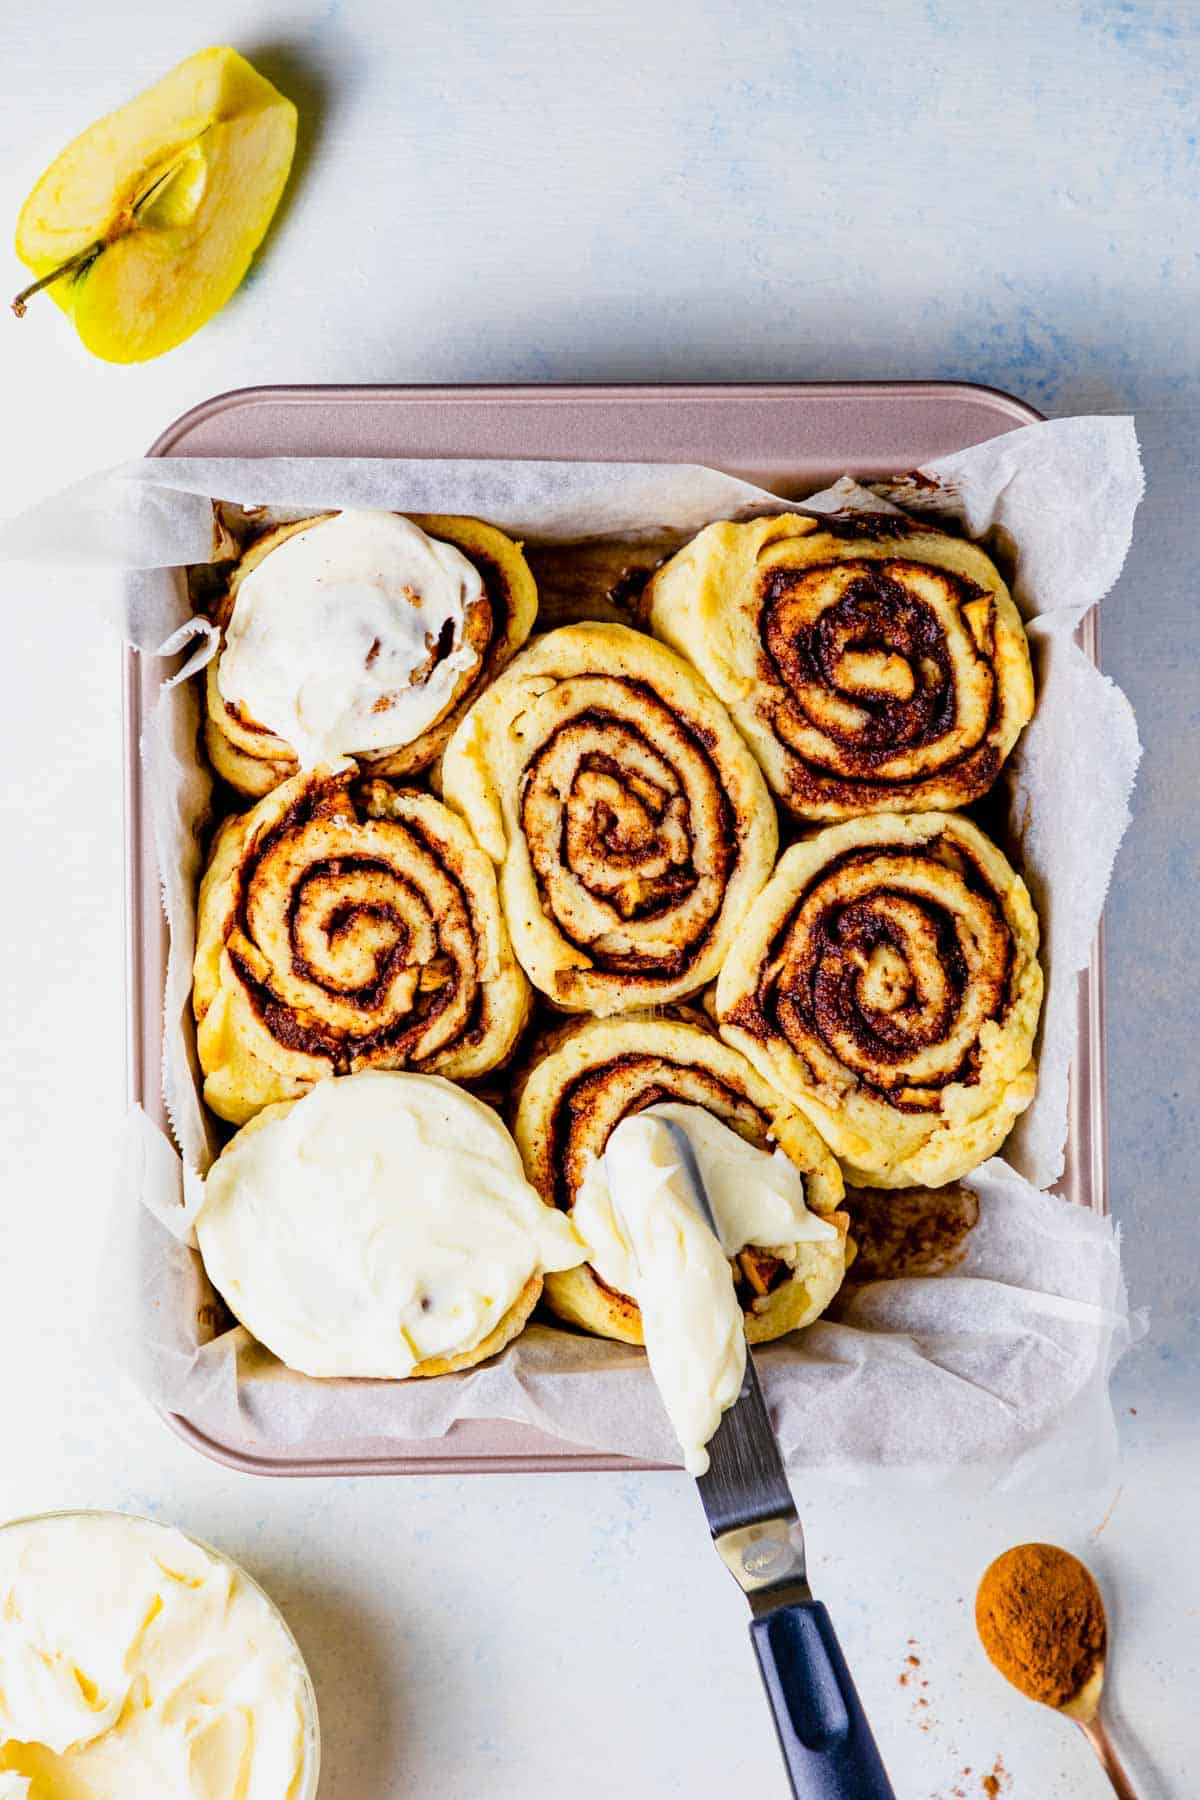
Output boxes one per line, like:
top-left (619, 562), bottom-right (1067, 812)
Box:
top-left (197, 1071), bottom-right (584, 1378)
top-left (194, 768), bottom-right (530, 1124)
top-left (439, 621), bottom-right (778, 1014)
top-left (715, 813), bottom-right (1043, 1187)
top-left (512, 1013), bottom-right (848, 1345)
top-left (646, 514), bottom-right (1034, 819)
top-left (203, 510), bottom-right (538, 797)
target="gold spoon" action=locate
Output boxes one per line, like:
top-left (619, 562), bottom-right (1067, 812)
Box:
top-left (975, 1543), bottom-right (1138, 1799)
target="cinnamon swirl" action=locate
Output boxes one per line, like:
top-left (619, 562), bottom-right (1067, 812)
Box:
top-left (646, 514), bottom-right (1034, 819)
top-left (715, 813), bottom-right (1043, 1187)
top-left (512, 1013), bottom-right (848, 1345)
top-left (194, 768), bottom-right (530, 1124)
top-left (439, 621), bottom-right (778, 1014)
top-left (204, 510), bottom-right (538, 797)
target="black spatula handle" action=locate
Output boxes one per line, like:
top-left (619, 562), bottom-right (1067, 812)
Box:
top-left (750, 1599), bottom-right (896, 1800)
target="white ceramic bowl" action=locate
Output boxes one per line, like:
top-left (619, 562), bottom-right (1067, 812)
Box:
top-left (0, 1509), bottom-right (321, 1796)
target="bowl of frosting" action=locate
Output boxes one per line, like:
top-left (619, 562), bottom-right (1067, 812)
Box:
top-left (0, 1510), bottom-right (319, 1798)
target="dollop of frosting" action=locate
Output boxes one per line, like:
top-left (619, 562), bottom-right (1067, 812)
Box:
top-left (217, 510), bottom-right (486, 766)
top-left (574, 1103), bottom-right (836, 1474)
top-left (0, 1514), bottom-right (313, 1798)
top-left (197, 1071), bottom-right (585, 1378)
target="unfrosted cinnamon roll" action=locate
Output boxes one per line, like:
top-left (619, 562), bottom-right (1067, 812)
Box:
top-left (194, 768), bottom-right (530, 1124)
top-left (646, 514), bottom-right (1034, 820)
top-left (439, 621), bottom-right (778, 1014)
top-left (714, 813), bottom-right (1043, 1187)
top-left (512, 1013), bottom-right (848, 1345)
top-left (203, 510), bottom-right (538, 797)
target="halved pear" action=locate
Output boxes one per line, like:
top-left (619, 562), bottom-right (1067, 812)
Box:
top-left (14, 47), bottom-right (296, 362)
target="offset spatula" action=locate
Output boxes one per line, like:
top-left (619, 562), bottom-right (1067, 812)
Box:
top-left (662, 1120), bottom-right (896, 1800)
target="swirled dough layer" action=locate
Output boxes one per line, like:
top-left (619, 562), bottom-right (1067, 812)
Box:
top-left (440, 622), bottom-right (778, 1014)
top-left (715, 812), bottom-right (1042, 1186)
top-left (194, 767), bottom-right (530, 1123)
top-left (512, 1011), bottom-right (847, 1343)
top-left (646, 514), bottom-right (1034, 819)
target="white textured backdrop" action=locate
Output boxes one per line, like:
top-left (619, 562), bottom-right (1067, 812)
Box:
top-left (0, 2), bottom-right (1196, 1795)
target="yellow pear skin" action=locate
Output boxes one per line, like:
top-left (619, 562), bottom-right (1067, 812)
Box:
top-left (14, 47), bottom-right (297, 362)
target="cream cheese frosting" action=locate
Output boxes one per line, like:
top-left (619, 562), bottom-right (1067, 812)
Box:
top-left (574, 1102), bottom-right (837, 1473)
top-left (0, 1514), bottom-right (313, 1799)
top-left (217, 510), bottom-right (486, 766)
top-left (197, 1070), bottom-right (585, 1378)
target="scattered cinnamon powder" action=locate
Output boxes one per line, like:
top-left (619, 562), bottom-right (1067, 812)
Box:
top-left (981, 1755), bottom-right (1009, 1795)
top-left (898, 1650), bottom-right (921, 1687)
top-left (898, 1636), bottom-right (936, 1729)
top-left (976, 1544), bottom-right (1105, 1708)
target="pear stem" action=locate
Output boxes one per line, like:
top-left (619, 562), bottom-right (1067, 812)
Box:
top-left (11, 244), bottom-right (101, 317)
top-left (11, 131), bottom-right (213, 319)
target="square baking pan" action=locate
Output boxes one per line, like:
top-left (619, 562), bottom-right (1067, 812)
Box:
top-left (125, 381), bottom-right (1107, 1475)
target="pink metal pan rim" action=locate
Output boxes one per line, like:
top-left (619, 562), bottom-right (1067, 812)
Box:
top-left (144, 377), bottom-right (1044, 454)
top-left (123, 379), bottom-right (1107, 1476)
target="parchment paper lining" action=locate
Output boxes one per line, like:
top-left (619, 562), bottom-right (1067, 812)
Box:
top-left (3, 418), bottom-right (1143, 1486)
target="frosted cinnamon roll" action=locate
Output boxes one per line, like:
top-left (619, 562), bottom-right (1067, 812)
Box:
top-left (197, 1072), bottom-right (584, 1378)
top-left (715, 813), bottom-right (1043, 1187)
top-left (194, 768), bottom-right (530, 1124)
top-left (204, 510), bottom-right (538, 797)
top-left (646, 514), bottom-right (1034, 819)
top-left (512, 1013), bottom-right (848, 1345)
top-left (440, 622), bottom-right (778, 1014)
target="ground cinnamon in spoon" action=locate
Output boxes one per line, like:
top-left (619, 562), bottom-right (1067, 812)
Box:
top-left (975, 1543), bottom-right (1106, 1708)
